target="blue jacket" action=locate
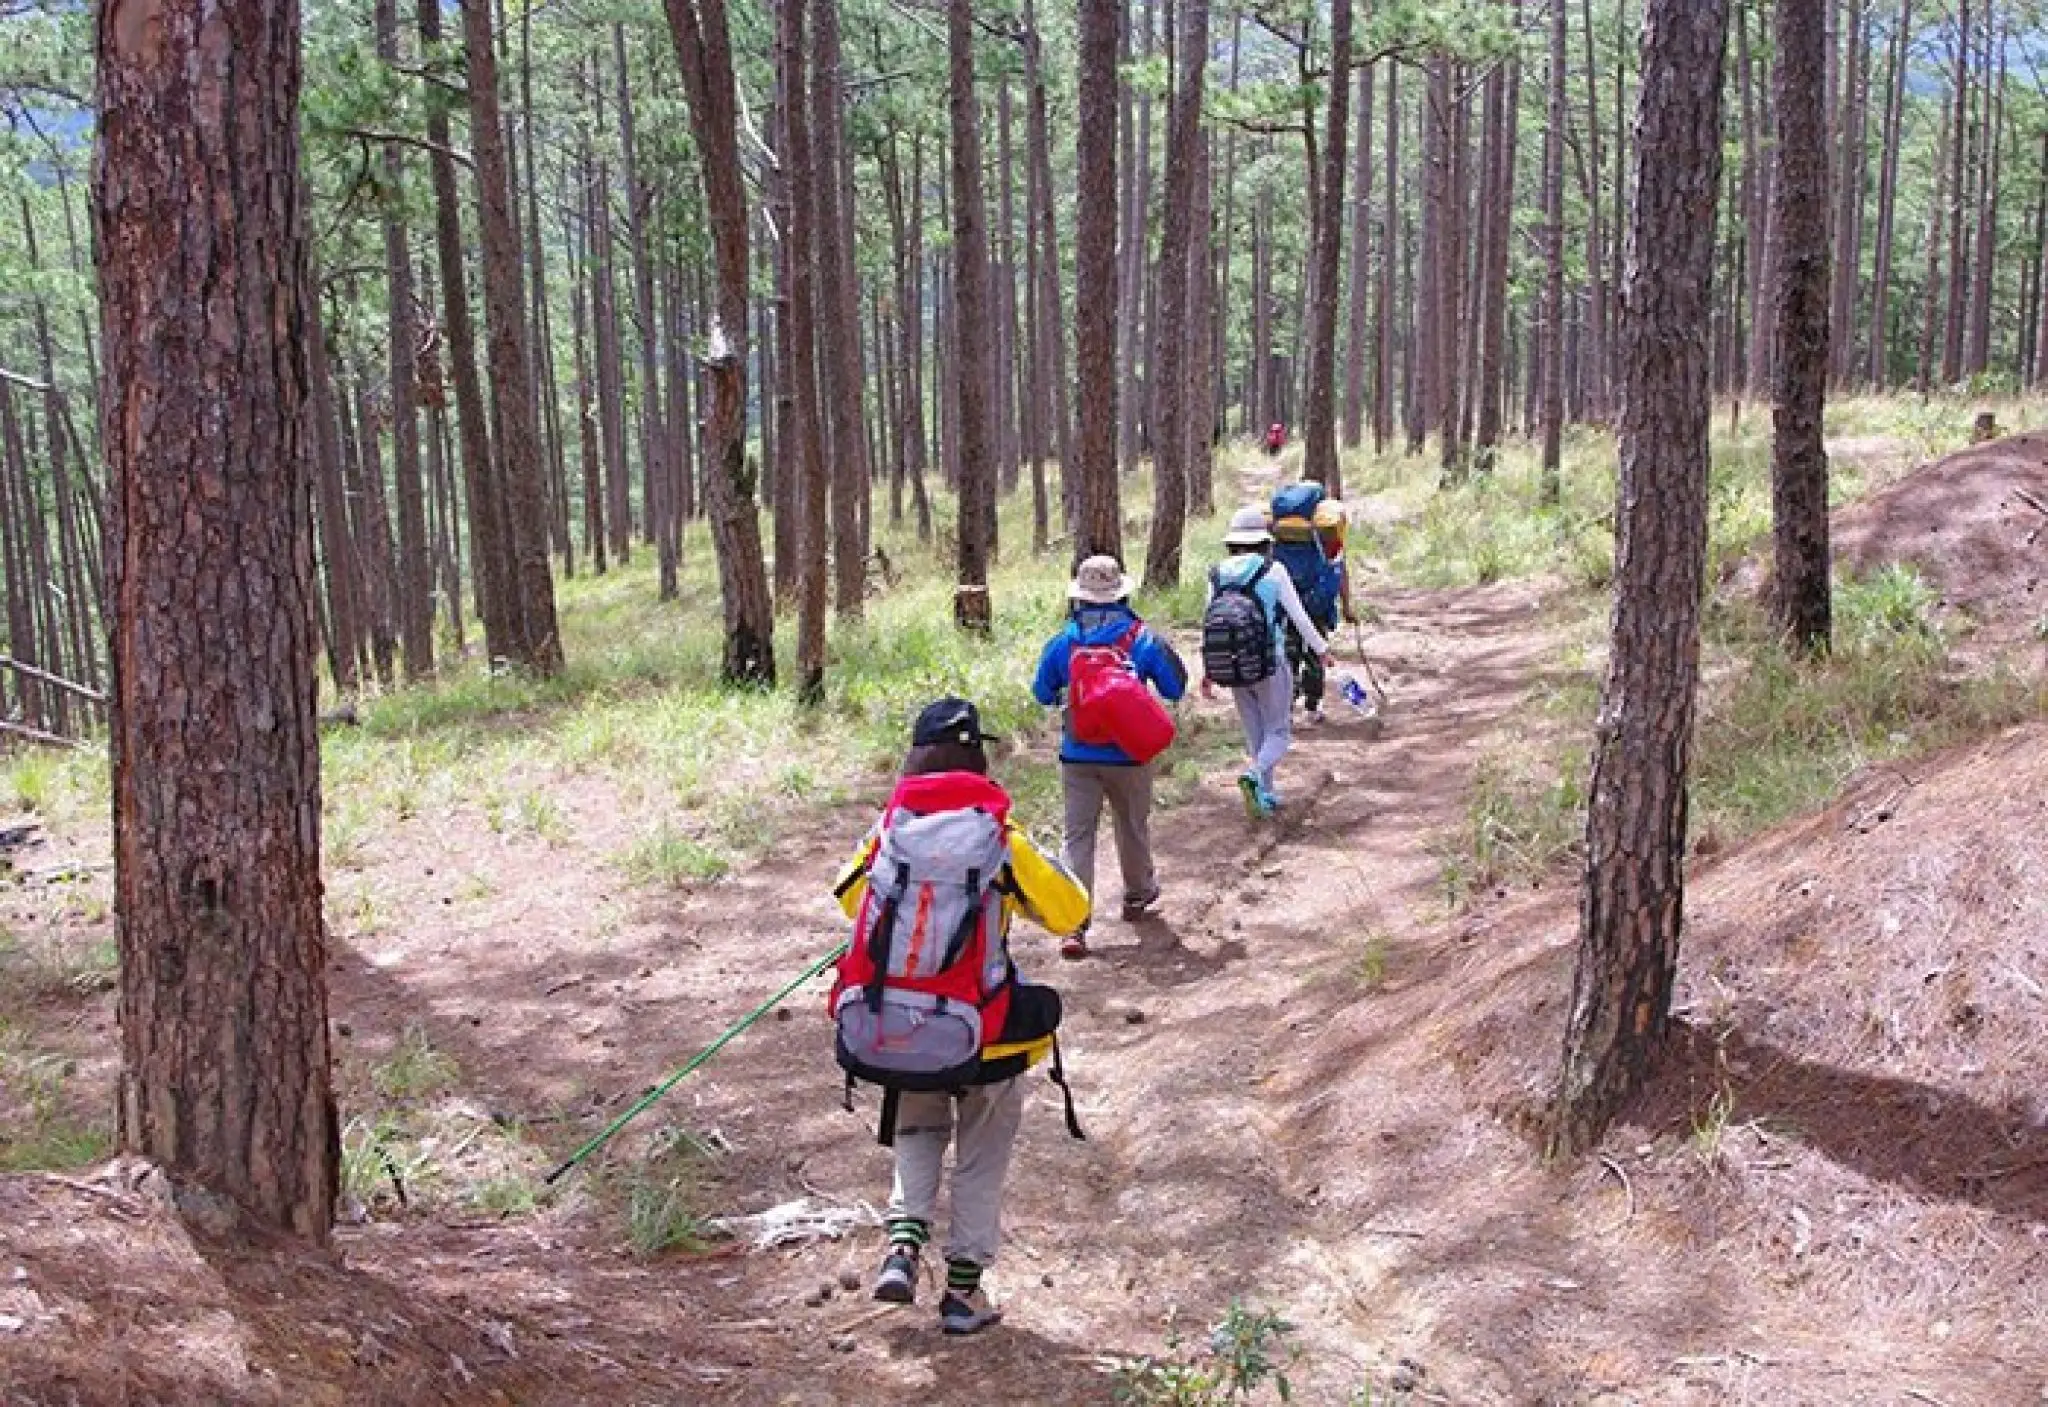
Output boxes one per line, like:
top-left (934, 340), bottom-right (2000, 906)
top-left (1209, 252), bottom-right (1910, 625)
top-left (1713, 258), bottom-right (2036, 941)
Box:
top-left (1031, 604), bottom-right (1188, 765)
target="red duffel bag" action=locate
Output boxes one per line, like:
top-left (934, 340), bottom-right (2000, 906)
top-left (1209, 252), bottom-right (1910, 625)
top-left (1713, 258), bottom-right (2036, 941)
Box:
top-left (1068, 624), bottom-right (1176, 764)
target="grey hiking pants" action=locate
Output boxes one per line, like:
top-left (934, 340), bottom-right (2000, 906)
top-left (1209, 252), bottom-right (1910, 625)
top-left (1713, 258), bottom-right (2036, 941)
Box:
top-left (1060, 760), bottom-right (1157, 907)
top-left (887, 1077), bottom-right (1025, 1268)
top-left (1231, 667), bottom-right (1297, 794)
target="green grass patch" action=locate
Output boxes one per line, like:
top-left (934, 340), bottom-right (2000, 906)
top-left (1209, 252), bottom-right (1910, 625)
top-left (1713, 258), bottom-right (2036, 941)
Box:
top-left (616, 1126), bottom-right (716, 1257)
top-left (617, 823), bottom-right (732, 887)
top-left (0, 1027), bottom-right (111, 1172)
top-left (371, 1023), bottom-right (461, 1101)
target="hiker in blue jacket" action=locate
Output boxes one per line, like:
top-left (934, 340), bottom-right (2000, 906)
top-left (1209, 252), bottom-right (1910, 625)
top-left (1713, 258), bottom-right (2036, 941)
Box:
top-left (1031, 555), bottom-right (1188, 958)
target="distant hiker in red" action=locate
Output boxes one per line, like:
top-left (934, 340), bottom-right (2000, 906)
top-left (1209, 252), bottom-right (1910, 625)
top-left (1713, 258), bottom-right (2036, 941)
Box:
top-left (830, 698), bottom-right (1090, 1336)
top-left (1031, 555), bottom-right (1188, 959)
top-left (1264, 422), bottom-right (1287, 456)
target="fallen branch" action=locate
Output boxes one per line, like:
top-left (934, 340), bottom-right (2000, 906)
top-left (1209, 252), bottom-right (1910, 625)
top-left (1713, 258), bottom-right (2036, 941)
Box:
top-left (0, 719), bottom-right (86, 750)
top-left (0, 654), bottom-right (107, 704)
top-left (2012, 486), bottom-right (2048, 520)
top-left (1904, 1388), bottom-right (1953, 1407)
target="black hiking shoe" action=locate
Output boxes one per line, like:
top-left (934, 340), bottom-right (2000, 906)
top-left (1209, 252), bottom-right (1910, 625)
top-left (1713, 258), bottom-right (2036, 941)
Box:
top-left (1121, 886), bottom-right (1161, 921)
top-left (873, 1246), bottom-right (920, 1304)
top-left (939, 1287), bottom-right (1003, 1335)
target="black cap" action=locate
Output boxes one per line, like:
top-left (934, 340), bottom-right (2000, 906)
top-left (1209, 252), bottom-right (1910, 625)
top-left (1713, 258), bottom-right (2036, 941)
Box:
top-left (911, 696), bottom-right (999, 748)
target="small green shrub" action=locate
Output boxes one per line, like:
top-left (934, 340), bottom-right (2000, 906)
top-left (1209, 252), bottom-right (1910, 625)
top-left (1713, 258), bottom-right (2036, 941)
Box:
top-left (0, 1042), bottom-right (111, 1172)
top-left (372, 1024), bottom-right (460, 1101)
top-left (618, 824), bottom-right (731, 886)
top-left (1111, 1302), bottom-right (1298, 1406)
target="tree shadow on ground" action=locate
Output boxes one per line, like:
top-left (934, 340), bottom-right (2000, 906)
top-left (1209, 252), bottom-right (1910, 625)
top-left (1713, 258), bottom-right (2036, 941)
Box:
top-left (1632, 1019), bottom-right (2047, 1225)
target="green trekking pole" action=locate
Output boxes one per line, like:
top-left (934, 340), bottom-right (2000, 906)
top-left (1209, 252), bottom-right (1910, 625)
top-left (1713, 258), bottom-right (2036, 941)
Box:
top-left (542, 941), bottom-right (849, 1186)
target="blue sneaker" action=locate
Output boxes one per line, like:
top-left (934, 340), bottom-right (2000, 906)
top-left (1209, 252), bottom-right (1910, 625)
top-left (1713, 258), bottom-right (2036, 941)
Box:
top-left (1260, 784), bottom-right (1282, 814)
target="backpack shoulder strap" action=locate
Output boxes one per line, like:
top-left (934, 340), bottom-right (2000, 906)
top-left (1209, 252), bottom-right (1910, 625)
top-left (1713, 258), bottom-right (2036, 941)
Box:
top-left (1247, 558), bottom-right (1272, 591)
top-left (1116, 620), bottom-right (1144, 654)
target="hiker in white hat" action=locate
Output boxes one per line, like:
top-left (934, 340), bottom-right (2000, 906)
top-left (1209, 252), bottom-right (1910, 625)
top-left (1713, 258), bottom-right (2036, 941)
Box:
top-left (1030, 555), bottom-right (1188, 957)
top-left (1199, 507), bottom-right (1330, 818)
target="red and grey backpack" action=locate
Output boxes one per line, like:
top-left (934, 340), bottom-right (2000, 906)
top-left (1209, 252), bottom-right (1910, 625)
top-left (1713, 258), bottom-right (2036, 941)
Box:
top-left (831, 773), bottom-right (1017, 1129)
top-left (830, 770), bottom-right (1084, 1145)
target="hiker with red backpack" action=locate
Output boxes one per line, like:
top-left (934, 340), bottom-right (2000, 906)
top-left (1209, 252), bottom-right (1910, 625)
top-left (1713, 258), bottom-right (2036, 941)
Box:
top-left (1200, 507), bottom-right (1331, 818)
top-left (830, 698), bottom-right (1090, 1336)
top-left (1264, 422), bottom-right (1287, 456)
top-left (1030, 555), bottom-right (1188, 959)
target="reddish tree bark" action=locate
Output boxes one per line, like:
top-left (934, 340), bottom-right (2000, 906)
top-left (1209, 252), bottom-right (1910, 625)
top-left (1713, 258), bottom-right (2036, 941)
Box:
top-left (1073, 0), bottom-right (1122, 562)
top-left (95, 0), bottom-right (337, 1240)
top-left (1771, 0), bottom-right (1834, 653)
top-left (1554, 0), bottom-right (1729, 1156)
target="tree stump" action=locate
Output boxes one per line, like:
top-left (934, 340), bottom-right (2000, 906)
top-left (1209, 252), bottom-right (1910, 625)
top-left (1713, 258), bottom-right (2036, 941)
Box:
top-left (1972, 410), bottom-right (1999, 443)
top-left (953, 584), bottom-right (993, 634)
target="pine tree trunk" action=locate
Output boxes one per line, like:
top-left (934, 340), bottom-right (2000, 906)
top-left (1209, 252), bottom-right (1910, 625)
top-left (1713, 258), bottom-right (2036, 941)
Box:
top-left (347, 373), bottom-right (400, 687)
top-left (420, 0), bottom-right (516, 662)
top-left (1477, 40), bottom-right (1519, 467)
top-left (1118, 0), bottom-right (1151, 477)
top-left (1866, 0), bottom-right (1910, 386)
top-left (1189, 130), bottom-right (1218, 519)
top-left (1343, 62), bottom-right (1376, 452)
top-left (462, 0), bottom-right (562, 675)
top-left (1541, 0), bottom-right (1568, 494)
top-left (1142, 0), bottom-right (1209, 590)
top-left (305, 284), bottom-right (364, 695)
top-left (1827, 0), bottom-right (1868, 386)
top-left (1771, 0), bottom-right (1834, 654)
top-left (1302, 0), bottom-right (1354, 494)
top-left (1964, 29), bottom-right (2004, 378)
top-left (1553, 0), bottom-right (1729, 1157)
top-left (1375, 63), bottom-right (1399, 455)
top-left (1916, 98), bottom-right (1950, 391)
top-left (770, 51), bottom-right (800, 597)
top-left (1074, 0), bottom-right (1123, 562)
top-left (589, 125), bottom-right (634, 567)
top-left (95, 0), bottom-right (337, 1241)
top-left (812, 0), bottom-right (871, 620)
top-left (664, 0), bottom-right (778, 684)
top-left (1023, 0), bottom-right (1075, 522)
top-left (997, 81), bottom-right (1025, 505)
top-left (1580, 0), bottom-right (1611, 420)
top-left (1940, 0), bottom-right (1972, 385)
top-left (571, 212), bottom-right (608, 575)
top-left (616, 26), bottom-right (678, 600)
top-left (1743, 1), bottom-right (1778, 401)
top-left (948, 0), bottom-right (998, 631)
top-left (374, 1), bottom-right (434, 679)
top-left (781, 0), bottom-right (830, 700)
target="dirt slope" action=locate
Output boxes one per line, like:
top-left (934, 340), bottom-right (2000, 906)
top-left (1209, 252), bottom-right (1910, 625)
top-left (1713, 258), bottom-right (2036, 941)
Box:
top-left (1832, 431), bottom-right (2048, 656)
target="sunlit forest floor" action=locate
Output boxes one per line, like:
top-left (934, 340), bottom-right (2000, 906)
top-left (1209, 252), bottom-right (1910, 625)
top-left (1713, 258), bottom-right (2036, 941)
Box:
top-left (2, 394), bottom-right (2044, 1404)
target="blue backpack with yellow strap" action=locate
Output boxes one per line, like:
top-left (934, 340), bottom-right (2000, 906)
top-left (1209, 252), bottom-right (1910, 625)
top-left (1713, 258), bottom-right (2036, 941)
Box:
top-left (1270, 483), bottom-right (1341, 625)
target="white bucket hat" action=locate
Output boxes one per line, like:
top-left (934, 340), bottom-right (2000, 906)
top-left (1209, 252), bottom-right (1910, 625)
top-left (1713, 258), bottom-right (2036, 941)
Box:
top-left (1222, 505), bottom-right (1273, 548)
top-left (1068, 554), bottom-right (1135, 604)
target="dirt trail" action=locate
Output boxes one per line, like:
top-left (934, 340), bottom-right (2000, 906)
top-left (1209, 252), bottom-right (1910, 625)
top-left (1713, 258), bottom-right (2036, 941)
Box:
top-left (310, 467), bottom-right (1579, 1404)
